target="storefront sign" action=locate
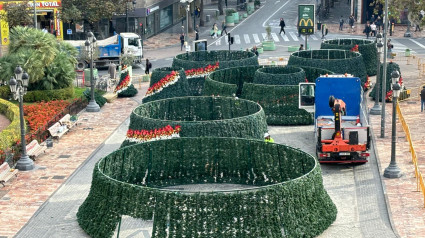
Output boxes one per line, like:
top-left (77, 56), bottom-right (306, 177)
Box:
top-left (28, 1), bottom-right (61, 8)
top-left (298, 4), bottom-right (315, 35)
top-left (67, 29), bottom-right (72, 35)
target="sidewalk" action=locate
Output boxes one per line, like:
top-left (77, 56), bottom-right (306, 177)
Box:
top-left (0, 84), bottom-right (147, 237)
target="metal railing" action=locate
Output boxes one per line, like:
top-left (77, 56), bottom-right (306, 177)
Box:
top-left (396, 103), bottom-right (425, 207)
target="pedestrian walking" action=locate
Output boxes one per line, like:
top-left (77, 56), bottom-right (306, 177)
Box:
top-left (387, 39), bottom-right (394, 59)
top-left (363, 22), bottom-right (371, 39)
top-left (321, 24), bottom-right (328, 39)
top-left (376, 16), bottom-right (382, 31)
top-left (415, 13), bottom-right (423, 32)
top-left (370, 22), bottom-right (377, 37)
top-left (181, 25), bottom-right (185, 35)
top-left (349, 15), bottom-right (355, 33)
top-left (211, 23), bottom-right (218, 38)
top-left (370, 15), bottom-right (375, 25)
top-left (145, 59), bottom-right (152, 75)
top-left (108, 61), bottom-right (117, 79)
top-left (194, 6), bottom-right (199, 18)
top-left (221, 21), bottom-right (228, 36)
top-left (420, 86), bottom-right (425, 112)
top-left (197, 6), bottom-right (201, 18)
top-left (279, 18), bottom-right (286, 34)
top-left (339, 16), bottom-right (344, 31)
top-left (180, 33), bottom-right (185, 51)
top-left (195, 25), bottom-right (199, 40)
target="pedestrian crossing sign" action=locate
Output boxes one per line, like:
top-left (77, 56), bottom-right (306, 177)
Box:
top-left (298, 4), bottom-right (315, 35)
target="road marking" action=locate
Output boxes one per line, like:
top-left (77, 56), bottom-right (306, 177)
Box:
top-left (253, 34), bottom-right (260, 43)
top-left (280, 33), bottom-right (289, 41)
top-left (216, 38), bottom-right (221, 45)
top-left (289, 32), bottom-right (299, 41)
top-left (225, 36), bottom-right (229, 44)
top-left (410, 39), bottom-right (425, 49)
top-left (311, 35), bottom-right (318, 40)
top-left (271, 33), bottom-right (280, 42)
top-left (244, 34), bottom-right (251, 44)
top-left (300, 35), bottom-right (305, 41)
top-left (262, 33), bottom-right (268, 40)
top-left (262, 0), bottom-right (293, 27)
top-left (234, 34), bottom-right (241, 44)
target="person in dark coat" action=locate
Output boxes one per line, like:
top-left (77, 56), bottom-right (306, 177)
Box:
top-left (221, 21), bottom-right (228, 36)
top-left (279, 18), bottom-right (286, 34)
top-left (145, 59), bottom-right (152, 75)
top-left (180, 33), bottom-right (185, 51)
top-left (195, 25), bottom-right (199, 40)
top-left (363, 22), bottom-right (371, 39)
top-left (421, 86), bottom-right (425, 112)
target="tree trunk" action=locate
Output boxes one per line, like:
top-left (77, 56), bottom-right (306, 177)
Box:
top-left (188, 5), bottom-right (193, 32)
top-left (200, 0), bottom-right (205, 26)
top-left (218, 0), bottom-right (224, 15)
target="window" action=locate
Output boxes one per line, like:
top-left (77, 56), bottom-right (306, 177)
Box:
top-left (300, 84), bottom-right (315, 106)
top-left (160, 5), bottom-right (172, 30)
top-left (128, 38), bottom-right (138, 47)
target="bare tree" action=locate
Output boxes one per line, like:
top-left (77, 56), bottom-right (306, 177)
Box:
top-left (200, 0), bottom-right (205, 26)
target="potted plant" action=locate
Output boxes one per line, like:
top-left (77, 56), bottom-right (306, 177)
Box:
top-left (247, 0), bottom-right (255, 14)
top-left (225, 9), bottom-right (236, 27)
top-left (262, 26), bottom-right (276, 51)
top-left (233, 11), bottom-right (240, 24)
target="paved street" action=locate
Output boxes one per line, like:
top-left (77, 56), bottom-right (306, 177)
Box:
top-left (1, 0), bottom-right (425, 237)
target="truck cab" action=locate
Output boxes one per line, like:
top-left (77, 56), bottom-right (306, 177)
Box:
top-left (299, 75), bottom-right (371, 163)
top-left (120, 33), bottom-right (143, 64)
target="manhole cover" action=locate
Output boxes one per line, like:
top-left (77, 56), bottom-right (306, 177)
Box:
top-left (52, 176), bottom-right (66, 180)
top-left (39, 177), bottom-right (49, 179)
top-left (407, 101), bottom-right (417, 104)
top-left (58, 155), bottom-right (71, 159)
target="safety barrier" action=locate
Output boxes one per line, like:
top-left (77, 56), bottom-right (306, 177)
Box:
top-left (396, 103), bottom-right (425, 207)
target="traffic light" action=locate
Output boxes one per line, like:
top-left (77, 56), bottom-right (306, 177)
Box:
top-left (227, 33), bottom-right (234, 45)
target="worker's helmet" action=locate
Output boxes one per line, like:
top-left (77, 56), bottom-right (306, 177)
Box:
top-left (264, 132), bottom-right (270, 138)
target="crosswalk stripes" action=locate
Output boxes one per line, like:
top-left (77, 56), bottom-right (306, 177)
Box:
top-left (271, 33), bottom-right (280, 42)
top-left (253, 34), bottom-right (260, 43)
top-left (234, 34), bottom-right (241, 44)
top-left (261, 33), bottom-right (267, 41)
top-left (280, 33), bottom-right (290, 42)
top-left (300, 35), bottom-right (305, 41)
top-left (289, 32), bottom-right (299, 41)
top-left (311, 35), bottom-right (318, 40)
top-left (244, 34), bottom-right (251, 44)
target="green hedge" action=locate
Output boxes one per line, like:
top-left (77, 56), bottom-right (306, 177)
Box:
top-left (242, 83), bottom-right (314, 125)
top-left (77, 137), bottom-right (337, 238)
top-left (321, 39), bottom-right (378, 76)
top-left (288, 49), bottom-right (367, 84)
top-left (0, 99), bottom-right (20, 152)
top-left (299, 66), bottom-right (334, 82)
top-left (253, 66), bottom-right (306, 85)
top-left (204, 66), bottom-right (313, 125)
top-left (370, 62), bottom-right (401, 101)
top-left (122, 96), bottom-right (267, 147)
top-left (0, 86), bottom-right (75, 102)
top-left (142, 67), bottom-right (189, 104)
top-left (83, 89), bottom-right (107, 107)
top-left (172, 51), bottom-right (259, 96)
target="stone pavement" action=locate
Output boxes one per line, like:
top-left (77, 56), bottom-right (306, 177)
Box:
top-left (369, 57), bottom-right (425, 238)
top-left (0, 83), bottom-right (146, 237)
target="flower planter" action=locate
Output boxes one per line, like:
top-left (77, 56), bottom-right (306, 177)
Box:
top-left (232, 12), bottom-right (239, 24)
top-left (243, 13), bottom-right (248, 18)
top-left (262, 40), bottom-right (276, 51)
top-left (257, 47), bottom-right (263, 54)
top-left (288, 46), bottom-right (299, 52)
top-left (246, 2), bottom-right (255, 14)
top-left (225, 15), bottom-right (234, 27)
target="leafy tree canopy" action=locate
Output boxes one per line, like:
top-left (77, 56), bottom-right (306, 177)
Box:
top-left (371, 0), bottom-right (425, 25)
top-left (0, 26), bottom-right (78, 91)
top-left (61, 0), bottom-right (128, 23)
top-left (0, 0), bottom-right (33, 28)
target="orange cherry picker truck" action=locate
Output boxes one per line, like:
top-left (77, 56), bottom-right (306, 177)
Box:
top-left (299, 74), bottom-right (371, 163)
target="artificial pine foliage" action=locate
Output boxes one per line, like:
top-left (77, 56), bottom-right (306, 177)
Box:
top-left (83, 89), bottom-right (106, 107)
top-left (115, 65), bottom-right (138, 97)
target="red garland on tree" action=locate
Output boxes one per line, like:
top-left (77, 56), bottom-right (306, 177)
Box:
top-left (114, 65), bottom-right (130, 93)
top-left (350, 44), bottom-right (359, 52)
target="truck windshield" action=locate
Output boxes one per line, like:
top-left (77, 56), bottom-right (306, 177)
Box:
top-left (128, 38), bottom-right (139, 47)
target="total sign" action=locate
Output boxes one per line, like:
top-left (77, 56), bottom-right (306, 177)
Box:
top-left (28, 1), bottom-right (61, 8)
top-left (298, 4), bottom-right (315, 35)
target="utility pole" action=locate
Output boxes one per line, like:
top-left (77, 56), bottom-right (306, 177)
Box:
top-left (33, 0), bottom-right (37, 28)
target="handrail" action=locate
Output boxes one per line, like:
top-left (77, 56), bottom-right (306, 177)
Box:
top-left (396, 103), bottom-right (425, 207)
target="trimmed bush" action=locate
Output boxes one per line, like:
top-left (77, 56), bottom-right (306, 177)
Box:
top-left (288, 49), bottom-right (367, 84)
top-left (83, 89), bottom-right (106, 107)
top-left (22, 87), bottom-right (75, 102)
top-left (370, 62), bottom-right (401, 101)
top-left (321, 39), bottom-right (378, 76)
top-left (118, 84), bottom-right (138, 98)
top-left (77, 137), bottom-right (337, 238)
top-left (142, 67), bottom-right (189, 103)
top-left (204, 66), bottom-right (313, 125)
top-left (0, 99), bottom-right (20, 152)
top-left (172, 50), bottom-right (259, 96)
top-left (253, 66), bottom-right (306, 85)
top-left (299, 66), bottom-right (334, 82)
top-left (121, 96), bottom-right (267, 147)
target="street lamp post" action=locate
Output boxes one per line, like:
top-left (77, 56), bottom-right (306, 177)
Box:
top-left (9, 66), bottom-right (34, 171)
top-left (370, 33), bottom-right (383, 115)
top-left (383, 71), bottom-right (403, 178)
top-left (181, 0), bottom-right (194, 46)
top-left (381, 0), bottom-right (389, 138)
top-left (85, 32), bottom-right (100, 112)
top-left (125, 0), bottom-right (137, 32)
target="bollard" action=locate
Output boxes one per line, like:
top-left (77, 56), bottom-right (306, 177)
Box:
top-left (407, 56), bottom-right (411, 65)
